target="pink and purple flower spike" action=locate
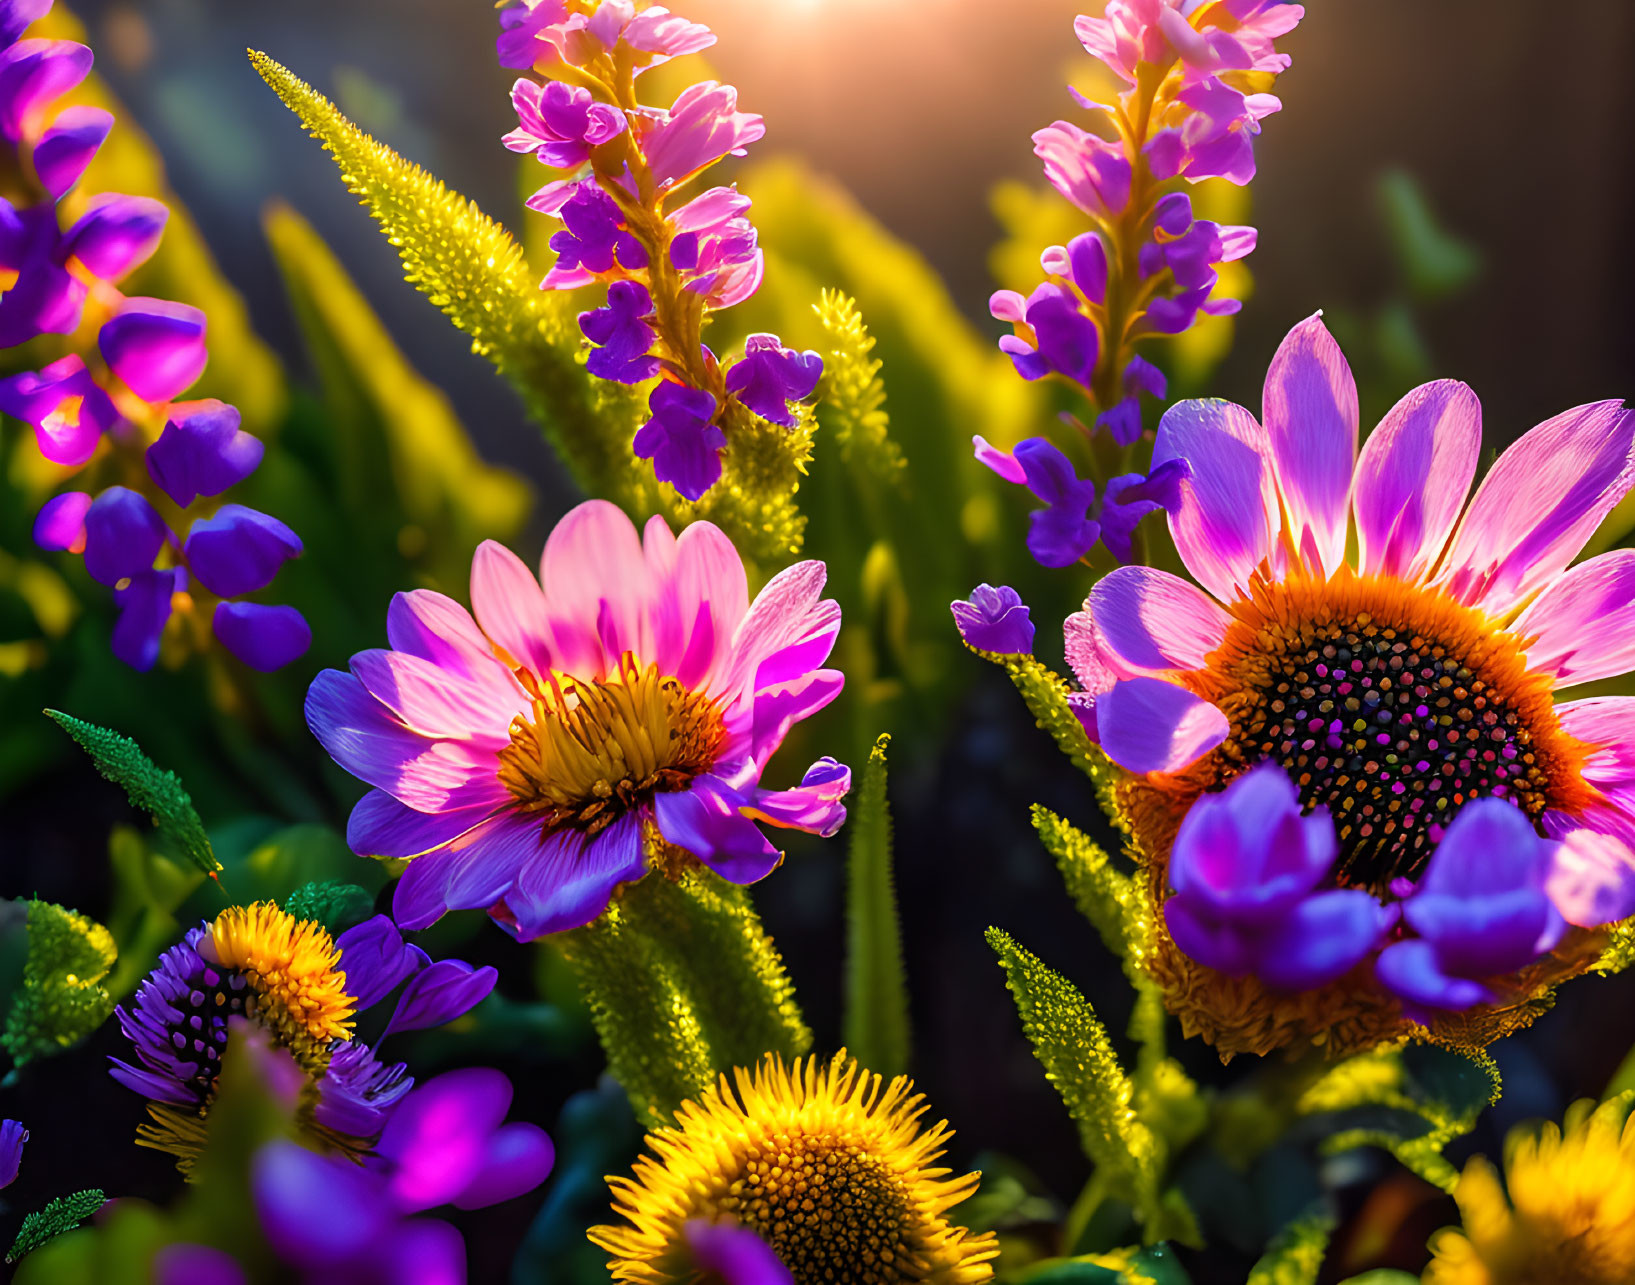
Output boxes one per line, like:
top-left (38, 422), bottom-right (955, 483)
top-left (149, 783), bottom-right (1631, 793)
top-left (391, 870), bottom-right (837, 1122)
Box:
top-left (306, 500), bottom-right (850, 941)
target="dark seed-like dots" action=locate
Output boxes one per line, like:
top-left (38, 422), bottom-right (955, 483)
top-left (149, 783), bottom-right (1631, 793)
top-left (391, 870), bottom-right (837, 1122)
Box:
top-left (1230, 617), bottom-right (1552, 888)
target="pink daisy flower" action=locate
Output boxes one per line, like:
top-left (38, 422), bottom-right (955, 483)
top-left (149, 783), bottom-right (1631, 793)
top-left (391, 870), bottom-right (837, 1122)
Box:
top-left (306, 501), bottom-right (849, 941)
top-left (1067, 312), bottom-right (1635, 1055)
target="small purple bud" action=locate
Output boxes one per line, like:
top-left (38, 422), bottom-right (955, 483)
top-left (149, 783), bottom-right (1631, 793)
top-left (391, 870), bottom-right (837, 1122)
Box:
top-left (145, 399), bottom-right (263, 507)
top-left (82, 486), bottom-right (169, 586)
top-left (183, 504), bottom-right (302, 598)
top-left (951, 584), bottom-right (1034, 655)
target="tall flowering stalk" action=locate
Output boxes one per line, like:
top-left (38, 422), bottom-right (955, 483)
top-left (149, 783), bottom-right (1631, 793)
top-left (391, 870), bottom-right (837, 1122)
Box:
top-left (972, 1), bottom-right (1303, 576)
top-left (1, 0), bottom-right (308, 671)
top-left (499, 0), bottom-right (822, 502)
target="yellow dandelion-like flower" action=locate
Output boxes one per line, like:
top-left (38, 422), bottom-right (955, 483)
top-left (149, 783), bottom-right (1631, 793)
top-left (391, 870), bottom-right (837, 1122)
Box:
top-left (207, 901), bottom-right (354, 1071)
top-left (1423, 1093), bottom-right (1635, 1285)
top-left (590, 1051), bottom-right (999, 1285)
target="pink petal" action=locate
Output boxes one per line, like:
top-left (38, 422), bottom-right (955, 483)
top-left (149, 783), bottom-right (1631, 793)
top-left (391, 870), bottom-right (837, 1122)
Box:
top-left (718, 560), bottom-right (831, 699)
top-left (1063, 608), bottom-right (1123, 697)
top-left (1261, 313), bottom-right (1358, 577)
top-left (1085, 565), bottom-right (1233, 678)
top-left (469, 539), bottom-right (554, 678)
top-left (540, 498), bottom-right (651, 677)
top-left (387, 589), bottom-right (510, 683)
top-left (1095, 677), bottom-right (1229, 775)
top-left (1547, 825), bottom-right (1635, 928)
top-left (1515, 550), bottom-right (1635, 687)
top-left (1437, 401), bottom-right (1635, 615)
top-left (1152, 397), bottom-right (1281, 602)
top-left (349, 649), bottom-right (520, 747)
top-left (652, 517), bottom-right (748, 688)
top-left (750, 668), bottom-right (844, 763)
top-left (1353, 379), bottom-right (1481, 581)
top-left (743, 758), bottom-right (850, 837)
top-left (347, 788), bottom-right (494, 858)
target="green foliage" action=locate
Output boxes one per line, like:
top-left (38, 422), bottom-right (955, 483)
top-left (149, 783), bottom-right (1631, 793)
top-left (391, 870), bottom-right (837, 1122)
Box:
top-left (844, 734), bottom-right (910, 1077)
top-left (283, 881), bottom-right (376, 936)
top-left (6, 1190), bottom-right (106, 1265)
top-left (263, 204), bottom-right (530, 586)
top-left (2, 900), bottom-right (116, 1067)
top-left (1246, 1207), bottom-right (1335, 1285)
top-left (986, 929), bottom-right (1197, 1246)
top-left (556, 865), bottom-right (810, 1127)
top-left (1008, 1243), bottom-right (1192, 1284)
top-left (44, 710), bottom-right (220, 878)
top-left (1296, 1046), bottom-right (1500, 1191)
top-left (1376, 170), bottom-right (1482, 304)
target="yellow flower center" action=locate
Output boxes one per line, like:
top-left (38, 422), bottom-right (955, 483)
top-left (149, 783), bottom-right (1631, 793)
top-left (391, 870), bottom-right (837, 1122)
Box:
top-left (1128, 570), bottom-right (1598, 891)
top-left (207, 902), bottom-right (354, 1074)
top-left (592, 1054), bottom-right (997, 1285)
top-left (496, 653), bottom-right (728, 835)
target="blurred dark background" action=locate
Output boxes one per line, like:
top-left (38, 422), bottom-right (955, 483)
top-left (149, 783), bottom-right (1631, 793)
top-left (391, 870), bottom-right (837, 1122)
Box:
top-left (5, 1), bottom-right (1635, 1280)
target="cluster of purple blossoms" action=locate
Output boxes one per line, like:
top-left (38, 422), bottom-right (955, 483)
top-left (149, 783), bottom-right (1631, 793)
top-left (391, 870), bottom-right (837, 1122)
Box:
top-left (970, 2), bottom-right (1301, 580)
top-left (1, 0), bottom-right (308, 671)
top-left (152, 1045), bottom-right (553, 1285)
top-left (111, 910), bottom-right (497, 1166)
top-left (498, 0), bottom-right (822, 501)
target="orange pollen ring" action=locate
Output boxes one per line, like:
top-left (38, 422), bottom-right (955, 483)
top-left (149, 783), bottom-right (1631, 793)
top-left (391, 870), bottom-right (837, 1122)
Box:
top-left (1130, 569), bottom-right (1603, 890)
top-left (494, 653), bottom-right (727, 837)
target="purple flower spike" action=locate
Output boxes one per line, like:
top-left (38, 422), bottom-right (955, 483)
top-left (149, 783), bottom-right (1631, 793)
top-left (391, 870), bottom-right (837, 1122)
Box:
top-left (724, 334), bottom-right (822, 427)
top-left (0, 353), bottom-right (118, 466)
top-left (951, 584), bottom-right (1035, 655)
top-left (1165, 762), bottom-right (1395, 990)
top-left (183, 504), bottom-right (302, 598)
top-left (0, 38), bottom-right (91, 141)
top-left (0, 0), bottom-right (52, 50)
top-left (685, 1221), bottom-right (794, 1285)
top-left (99, 297), bottom-right (209, 402)
top-left (212, 602), bottom-right (312, 672)
top-left (580, 280), bottom-right (660, 384)
top-left (33, 104), bottom-right (112, 199)
top-left (633, 380), bottom-right (724, 501)
top-left (382, 959), bottom-right (498, 1039)
top-left (505, 77), bottom-right (626, 168)
top-left (82, 485), bottom-right (169, 586)
top-left (1376, 798), bottom-right (1566, 1015)
top-left (145, 399), bottom-right (264, 507)
top-left (112, 567), bottom-right (184, 671)
top-left (61, 192), bottom-right (169, 281)
top-left (33, 490), bottom-right (89, 552)
top-left (0, 1119), bottom-right (26, 1189)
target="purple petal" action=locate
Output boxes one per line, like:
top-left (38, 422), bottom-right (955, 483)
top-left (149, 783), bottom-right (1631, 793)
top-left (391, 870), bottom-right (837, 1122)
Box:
top-left (254, 1141), bottom-right (390, 1266)
top-left (633, 380), bottom-right (724, 501)
top-left (61, 193), bottom-right (168, 281)
top-left (0, 0), bottom-right (52, 49)
top-left (32, 489), bottom-right (89, 552)
top-left (1087, 565), bottom-right (1230, 676)
top-left (1095, 677), bottom-right (1229, 775)
top-left (973, 434), bottom-right (1027, 485)
top-left (376, 1067), bottom-right (512, 1212)
top-left (335, 915), bottom-right (427, 1011)
top-left (346, 789), bottom-right (493, 860)
top-left (654, 776), bottom-right (782, 883)
top-left (745, 758), bottom-right (851, 837)
top-left (1250, 890), bottom-right (1393, 990)
top-left (1375, 939), bottom-right (1494, 1012)
top-left (0, 38), bottom-right (91, 141)
top-left (382, 959), bottom-right (498, 1038)
top-left (0, 1119), bottom-right (25, 1189)
top-left (33, 103), bottom-right (112, 199)
top-left (112, 568), bottom-right (183, 671)
top-left (493, 814), bottom-right (646, 940)
top-left (212, 602), bottom-right (311, 672)
top-left (145, 399), bottom-right (263, 507)
top-left (98, 297), bottom-right (209, 402)
top-left (451, 1122), bottom-right (556, 1210)
top-left (82, 485), bottom-right (168, 586)
top-left (1547, 827), bottom-right (1635, 928)
top-left (1164, 895), bottom-right (1254, 975)
top-left (950, 583), bottom-right (1034, 654)
top-left (685, 1222), bottom-right (794, 1285)
top-left (184, 504), bottom-right (301, 598)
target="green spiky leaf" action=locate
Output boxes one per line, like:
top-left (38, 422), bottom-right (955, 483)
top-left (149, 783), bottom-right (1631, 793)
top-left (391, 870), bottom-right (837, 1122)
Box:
top-left (282, 881), bottom-right (375, 937)
top-left (1247, 1207), bottom-right (1336, 1285)
top-left (44, 711), bottom-right (219, 877)
top-left (3, 900), bottom-right (116, 1067)
top-left (986, 928), bottom-right (1196, 1245)
top-left (1297, 1046), bottom-right (1500, 1191)
top-left (844, 734), bottom-right (910, 1076)
top-left (6, 1190), bottom-right (106, 1264)
top-left (556, 863), bottom-right (810, 1127)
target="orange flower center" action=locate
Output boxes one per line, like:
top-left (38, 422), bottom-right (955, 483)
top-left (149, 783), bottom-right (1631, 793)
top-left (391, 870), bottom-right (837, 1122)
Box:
top-left (1167, 570), bottom-right (1600, 889)
top-left (495, 653), bottom-right (727, 836)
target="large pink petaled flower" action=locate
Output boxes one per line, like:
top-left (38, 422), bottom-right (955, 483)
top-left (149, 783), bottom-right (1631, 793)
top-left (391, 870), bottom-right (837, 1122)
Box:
top-left (1067, 312), bottom-right (1635, 1056)
top-left (306, 501), bottom-right (850, 941)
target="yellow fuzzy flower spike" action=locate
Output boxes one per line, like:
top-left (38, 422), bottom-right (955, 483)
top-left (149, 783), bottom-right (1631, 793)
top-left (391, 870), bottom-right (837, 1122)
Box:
top-left (1423, 1092), bottom-right (1635, 1285)
top-left (591, 1051), bottom-right (998, 1284)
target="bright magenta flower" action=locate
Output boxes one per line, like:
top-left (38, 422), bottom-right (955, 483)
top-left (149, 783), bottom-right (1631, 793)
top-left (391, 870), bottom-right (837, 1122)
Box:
top-left (307, 501), bottom-right (850, 941)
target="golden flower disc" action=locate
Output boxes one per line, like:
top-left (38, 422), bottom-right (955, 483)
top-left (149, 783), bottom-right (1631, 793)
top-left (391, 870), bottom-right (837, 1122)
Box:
top-left (590, 1052), bottom-right (998, 1285)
